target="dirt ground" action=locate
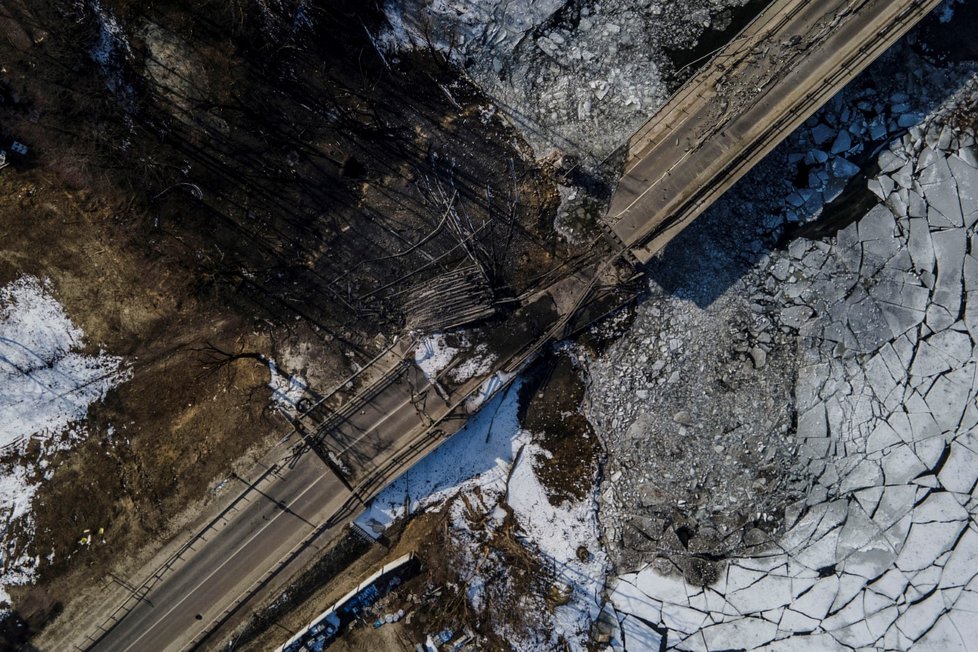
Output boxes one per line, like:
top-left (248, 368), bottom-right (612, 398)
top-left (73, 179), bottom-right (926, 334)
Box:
top-left (518, 350), bottom-right (601, 504)
top-left (0, 134), bottom-right (293, 643)
top-left (0, 0), bottom-right (580, 646)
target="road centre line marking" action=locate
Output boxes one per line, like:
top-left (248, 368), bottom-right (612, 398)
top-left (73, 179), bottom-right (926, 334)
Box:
top-left (117, 471), bottom-right (339, 652)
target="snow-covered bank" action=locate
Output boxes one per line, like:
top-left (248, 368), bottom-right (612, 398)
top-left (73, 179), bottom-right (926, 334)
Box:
top-left (0, 275), bottom-right (129, 608)
top-left (355, 383), bottom-right (530, 534)
top-left (356, 380), bottom-right (608, 650)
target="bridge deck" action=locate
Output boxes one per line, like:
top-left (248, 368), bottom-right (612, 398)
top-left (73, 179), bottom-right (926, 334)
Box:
top-left (607, 0), bottom-right (944, 264)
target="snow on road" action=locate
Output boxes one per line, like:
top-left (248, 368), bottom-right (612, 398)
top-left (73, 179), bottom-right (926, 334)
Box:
top-left (0, 275), bottom-right (129, 608)
top-left (413, 333), bottom-right (460, 382)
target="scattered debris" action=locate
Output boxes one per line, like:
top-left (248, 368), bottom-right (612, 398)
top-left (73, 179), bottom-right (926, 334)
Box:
top-left (277, 554), bottom-right (419, 652)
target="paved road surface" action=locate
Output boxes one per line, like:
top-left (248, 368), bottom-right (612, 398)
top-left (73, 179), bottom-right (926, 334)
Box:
top-left (73, 292), bottom-right (565, 652)
top-left (54, 2), bottom-right (945, 648)
top-left (608, 0), bottom-right (944, 262)
top-left (88, 449), bottom-right (351, 652)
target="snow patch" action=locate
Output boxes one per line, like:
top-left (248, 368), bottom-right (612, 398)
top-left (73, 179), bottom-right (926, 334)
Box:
top-left (448, 344), bottom-right (495, 383)
top-left (356, 380), bottom-right (608, 648)
top-left (0, 275), bottom-right (129, 609)
top-left (267, 360), bottom-right (309, 416)
top-left (508, 444), bottom-right (608, 647)
top-left (0, 276), bottom-right (128, 452)
top-left (414, 333), bottom-right (459, 382)
top-left (88, 0), bottom-right (134, 106)
top-left (356, 382), bottom-right (528, 535)
top-left (464, 370), bottom-right (515, 414)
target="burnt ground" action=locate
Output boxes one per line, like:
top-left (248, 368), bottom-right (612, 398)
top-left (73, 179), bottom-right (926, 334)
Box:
top-left (0, 0), bottom-right (583, 644)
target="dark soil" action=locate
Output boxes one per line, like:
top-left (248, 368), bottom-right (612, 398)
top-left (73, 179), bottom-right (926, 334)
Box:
top-left (0, 0), bottom-right (582, 643)
top-left (915, 1), bottom-right (978, 64)
top-left (519, 351), bottom-right (600, 504)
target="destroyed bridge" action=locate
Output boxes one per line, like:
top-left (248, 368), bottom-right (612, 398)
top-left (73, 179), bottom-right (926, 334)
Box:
top-left (69, 1), bottom-right (945, 650)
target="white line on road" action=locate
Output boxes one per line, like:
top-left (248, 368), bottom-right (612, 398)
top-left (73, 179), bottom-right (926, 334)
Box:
top-left (116, 470), bottom-right (341, 652)
top-left (334, 385), bottom-right (432, 457)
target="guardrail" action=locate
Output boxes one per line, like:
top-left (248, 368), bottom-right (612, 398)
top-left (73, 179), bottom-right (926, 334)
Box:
top-left (180, 265), bottom-right (610, 650)
top-left (78, 460), bottom-right (288, 651)
top-left (78, 338), bottom-right (418, 651)
top-left (294, 336), bottom-right (416, 429)
top-left (620, 0), bottom-right (943, 260)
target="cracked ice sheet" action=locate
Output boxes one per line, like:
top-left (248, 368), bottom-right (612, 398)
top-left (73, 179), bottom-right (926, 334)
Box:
top-left (607, 55), bottom-right (978, 652)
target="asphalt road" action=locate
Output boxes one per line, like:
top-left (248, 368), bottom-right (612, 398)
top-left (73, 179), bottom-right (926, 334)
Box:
top-left (85, 361), bottom-right (444, 651)
top-left (323, 363), bottom-right (439, 479)
top-left (88, 448), bottom-right (352, 652)
top-left (79, 294), bottom-right (562, 651)
top-left (608, 0), bottom-right (944, 262)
